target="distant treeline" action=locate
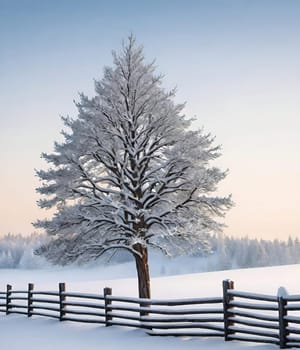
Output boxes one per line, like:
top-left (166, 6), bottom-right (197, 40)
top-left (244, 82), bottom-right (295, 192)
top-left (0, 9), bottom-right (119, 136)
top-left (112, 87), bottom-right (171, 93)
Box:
top-left (209, 234), bottom-right (300, 270)
top-left (0, 233), bottom-right (48, 268)
top-left (0, 232), bottom-right (299, 270)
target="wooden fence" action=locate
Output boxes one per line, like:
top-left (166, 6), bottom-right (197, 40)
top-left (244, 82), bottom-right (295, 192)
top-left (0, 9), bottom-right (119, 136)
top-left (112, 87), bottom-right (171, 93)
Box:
top-left (1, 280), bottom-right (300, 348)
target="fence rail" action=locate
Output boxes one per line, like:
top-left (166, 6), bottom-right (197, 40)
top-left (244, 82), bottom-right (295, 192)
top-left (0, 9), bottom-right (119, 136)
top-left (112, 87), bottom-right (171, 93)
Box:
top-left (1, 280), bottom-right (300, 348)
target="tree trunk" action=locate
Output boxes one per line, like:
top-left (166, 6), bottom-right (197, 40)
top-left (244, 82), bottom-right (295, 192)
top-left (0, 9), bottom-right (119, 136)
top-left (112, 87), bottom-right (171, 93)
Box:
top-left (134, 243), bottom-right (151, 318)
top-left (134, 243), bottom-right (151, 299)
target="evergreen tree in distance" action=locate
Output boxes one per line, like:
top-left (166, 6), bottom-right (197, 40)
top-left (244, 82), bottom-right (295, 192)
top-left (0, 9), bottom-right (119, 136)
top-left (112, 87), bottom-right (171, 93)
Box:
top-left (34, 36), bottom-right (232, 299)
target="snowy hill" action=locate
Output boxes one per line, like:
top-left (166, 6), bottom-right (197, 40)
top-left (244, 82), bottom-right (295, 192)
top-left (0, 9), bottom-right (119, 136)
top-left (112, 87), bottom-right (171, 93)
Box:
top-left (1, 264), bottom-right (300, 349)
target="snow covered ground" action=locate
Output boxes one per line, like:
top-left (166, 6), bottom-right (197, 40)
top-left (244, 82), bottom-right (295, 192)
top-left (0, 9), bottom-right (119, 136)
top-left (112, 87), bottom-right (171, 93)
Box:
top-left (1, 262), bottom-right (300, 349)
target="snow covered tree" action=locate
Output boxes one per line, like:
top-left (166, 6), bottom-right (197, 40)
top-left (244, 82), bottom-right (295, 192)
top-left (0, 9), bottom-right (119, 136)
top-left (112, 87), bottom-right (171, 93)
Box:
top-left (34, 36), bottom-right (232, 298)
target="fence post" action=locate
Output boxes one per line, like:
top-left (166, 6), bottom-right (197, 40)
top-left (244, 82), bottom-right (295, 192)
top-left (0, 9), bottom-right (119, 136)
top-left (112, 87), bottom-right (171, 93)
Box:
top-left (223, 279), bottom-right (234, 341)
top-left (27, 283), bottom-right (34, 317)
top-left (59, 282), bottom-right (66, 321)
top-left (6, 284), bottom-right (12, 315)
top-left (278, 296), bottom-right (288, 348)
top-left (104, 287), bottom-right (112, 327)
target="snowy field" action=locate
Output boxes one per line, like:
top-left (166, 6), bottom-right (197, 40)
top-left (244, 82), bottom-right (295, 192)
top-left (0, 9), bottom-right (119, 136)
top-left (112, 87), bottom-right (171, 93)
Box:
top-left (1, 262), bottom-right (300, 349)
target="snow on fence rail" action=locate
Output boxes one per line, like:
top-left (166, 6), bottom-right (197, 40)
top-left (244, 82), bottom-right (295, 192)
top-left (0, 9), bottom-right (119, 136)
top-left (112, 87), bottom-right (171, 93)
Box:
top-left (1, 280), bottom-right (300, 348)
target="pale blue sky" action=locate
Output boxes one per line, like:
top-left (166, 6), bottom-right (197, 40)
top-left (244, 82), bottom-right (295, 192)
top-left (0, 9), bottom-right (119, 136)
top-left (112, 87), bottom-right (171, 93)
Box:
top-left (1, 0), bottom-right (300, 239)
